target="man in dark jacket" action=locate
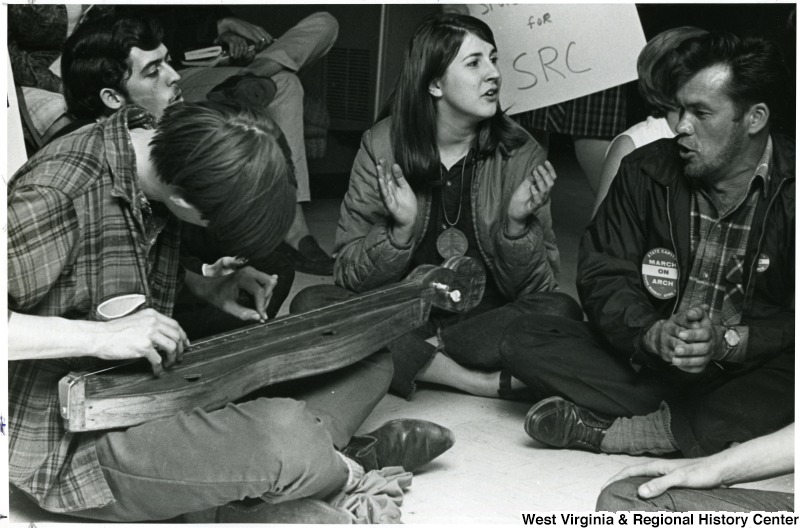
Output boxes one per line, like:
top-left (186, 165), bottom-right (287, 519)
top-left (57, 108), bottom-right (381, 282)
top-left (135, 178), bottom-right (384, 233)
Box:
top-left (500, 32), bottom-right (794, 458)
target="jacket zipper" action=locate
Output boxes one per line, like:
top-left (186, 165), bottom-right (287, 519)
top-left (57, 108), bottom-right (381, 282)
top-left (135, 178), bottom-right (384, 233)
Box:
top-left (665, 187), bottom-right (681, 315)
top-left (469, 161), bottom-right (495, 275)
top-left (742, 178), bottom-right (788, 312)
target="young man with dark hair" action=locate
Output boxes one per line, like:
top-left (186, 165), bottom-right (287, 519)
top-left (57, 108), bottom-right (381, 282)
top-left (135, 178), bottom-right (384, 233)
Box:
top-left (61, 15), bottom-right (173, 121)
top-left (500, 32), bottom-right (794, 459)
top-left (8, 100), bottom-right (453, 522)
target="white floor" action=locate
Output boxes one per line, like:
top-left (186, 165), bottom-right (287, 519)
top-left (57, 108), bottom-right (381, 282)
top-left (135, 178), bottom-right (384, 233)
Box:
top-left (358, 390), bottom-right (794, 524)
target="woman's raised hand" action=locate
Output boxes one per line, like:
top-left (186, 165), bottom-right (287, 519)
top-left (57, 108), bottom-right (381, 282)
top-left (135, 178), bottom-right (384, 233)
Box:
top-left (376, 159), bottom-right (417, 243)
top-left (506, 160), bottom-right (556, 234)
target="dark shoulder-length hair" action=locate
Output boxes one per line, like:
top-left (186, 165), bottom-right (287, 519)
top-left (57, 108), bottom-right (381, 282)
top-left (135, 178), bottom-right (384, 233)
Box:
top-left (380, 13), bottom-right (528, 187)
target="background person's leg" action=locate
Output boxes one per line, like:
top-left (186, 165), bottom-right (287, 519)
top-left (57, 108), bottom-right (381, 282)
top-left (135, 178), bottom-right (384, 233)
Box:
top-left (574, 137), bottom-right (612, 194)
top-left (246, 12), bottom-right (339, 75)
top-left (265, 71), bottom-right (334, 274)
top-left (177, 65), bottom-right (242, 102)
top-left (267, 72), bottom-right (310, 202)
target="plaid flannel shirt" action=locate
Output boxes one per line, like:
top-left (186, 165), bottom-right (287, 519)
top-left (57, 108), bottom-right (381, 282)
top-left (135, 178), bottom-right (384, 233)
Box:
top-left (678, 137), bottom-right (773, 361)
top-left (8, 107), bottom-right (182, 512)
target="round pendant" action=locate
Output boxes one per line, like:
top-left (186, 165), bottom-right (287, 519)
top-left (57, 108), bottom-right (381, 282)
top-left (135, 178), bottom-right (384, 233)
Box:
top-left (436, 227), bottom-right (468, 259)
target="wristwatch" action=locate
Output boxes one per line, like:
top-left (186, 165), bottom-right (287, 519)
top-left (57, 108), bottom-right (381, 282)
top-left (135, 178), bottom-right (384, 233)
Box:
top-left (723, 326), bottom-right (741, 354)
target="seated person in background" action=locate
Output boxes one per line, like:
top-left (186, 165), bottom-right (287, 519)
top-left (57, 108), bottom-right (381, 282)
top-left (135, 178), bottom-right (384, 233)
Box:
top-left (291, 13), bottom-right (582, 400)
top-left (7, 4), bottom-right (112, 148)
top-left (597, 424), bottom-right (794, 512)
top-left (8, 100), bottom-right (453, 523)
top-left (61, 15), bottom-right (296, 329)
top-left (118, 5), bottom-right (339, 276)
top-left (591, 26), bottom-right (708, 217)
top-left (500, 32), bottom-right (794, 458)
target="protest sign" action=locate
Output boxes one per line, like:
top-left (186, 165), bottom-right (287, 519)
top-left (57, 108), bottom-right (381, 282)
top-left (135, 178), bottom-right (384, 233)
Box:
top-left (468, 4), bottom-right (646, 113)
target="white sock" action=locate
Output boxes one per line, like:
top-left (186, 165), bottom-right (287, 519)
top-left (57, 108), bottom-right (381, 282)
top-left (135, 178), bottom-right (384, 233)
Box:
top-left (337, 452), bottom-right (365, 493)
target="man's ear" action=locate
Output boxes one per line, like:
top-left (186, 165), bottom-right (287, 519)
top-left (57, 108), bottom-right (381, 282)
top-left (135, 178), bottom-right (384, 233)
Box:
top-left (745, 103), bottom-right (769, 135)
top-left (99, 88), bottom-right (126, 112)
top-left (168, 194), bottom-right (191, 209)
top-left (168, 193), bottom-right (210, 227)
top-left (428, 79), bottom-right (443, 98)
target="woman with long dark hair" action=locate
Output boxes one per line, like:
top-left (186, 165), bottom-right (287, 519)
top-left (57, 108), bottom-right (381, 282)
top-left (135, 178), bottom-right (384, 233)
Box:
top-left (297, 13), bottom-right (581, 399)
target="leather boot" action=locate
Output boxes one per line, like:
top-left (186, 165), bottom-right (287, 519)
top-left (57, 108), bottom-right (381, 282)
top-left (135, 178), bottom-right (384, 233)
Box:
top-left (342, 419), bottom-right (455, 472)
top-left (524, 396), bottom-right (614, 453)
top-left (183, 498), bottom-right (353, 524)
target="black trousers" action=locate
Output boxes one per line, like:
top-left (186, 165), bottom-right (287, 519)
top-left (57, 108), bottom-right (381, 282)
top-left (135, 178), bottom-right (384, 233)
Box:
top-left (290, 285), bottom-right (583, 399)
top-left (500, 315), bottom-right (795, 457)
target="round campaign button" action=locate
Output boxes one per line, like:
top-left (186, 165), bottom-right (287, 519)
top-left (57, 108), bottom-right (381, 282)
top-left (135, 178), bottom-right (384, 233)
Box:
top-left (641, 248), bottom-right (679, 299)
top-left (756, 253), bottom-right (770, 273)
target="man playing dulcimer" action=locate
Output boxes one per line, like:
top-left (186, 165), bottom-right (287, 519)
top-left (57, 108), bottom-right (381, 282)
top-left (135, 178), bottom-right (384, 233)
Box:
top-left (7, 16), bottom-right (453, 524)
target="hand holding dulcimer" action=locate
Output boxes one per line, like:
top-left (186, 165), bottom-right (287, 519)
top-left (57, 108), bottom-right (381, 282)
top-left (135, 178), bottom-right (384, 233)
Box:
top-left (59, 256), bottom-right (486, 432)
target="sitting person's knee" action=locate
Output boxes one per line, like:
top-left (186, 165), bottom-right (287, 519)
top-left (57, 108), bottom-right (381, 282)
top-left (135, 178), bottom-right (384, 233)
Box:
top-left (514, 292), bottom-right (584, 321)
top-left (270, 71), bottom-right (304, 100)
top-left (595, 478), bottom-right (649, 512)
top-left (542, 292), bottom-right (584, 321)
top-left (308, 12), bottom-right (339, 44)
top-left (289, 284), bottom-right (352, 314)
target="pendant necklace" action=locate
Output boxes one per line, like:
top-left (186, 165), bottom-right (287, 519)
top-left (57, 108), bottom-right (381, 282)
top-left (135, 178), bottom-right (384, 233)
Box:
top-left (436, 158), bottom-right (469, 259)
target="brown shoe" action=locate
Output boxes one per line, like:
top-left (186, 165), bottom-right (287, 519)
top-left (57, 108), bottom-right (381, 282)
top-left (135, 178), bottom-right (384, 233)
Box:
top-left (524, 397), bottom-right (614, 453)
top-left (183, 498), bottom-right (352, 524)
top-left (343, 419), bottom-right (455, 472)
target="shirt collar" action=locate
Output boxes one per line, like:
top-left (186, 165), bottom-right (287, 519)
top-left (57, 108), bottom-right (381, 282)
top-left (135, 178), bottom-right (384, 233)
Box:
top-left (751, 135), bottom-right (772, 193)
top-left (106, 106), bottom-right (157, 203)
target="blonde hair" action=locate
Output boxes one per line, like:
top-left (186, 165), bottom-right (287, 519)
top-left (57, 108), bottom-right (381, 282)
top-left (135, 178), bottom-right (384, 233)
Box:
top-left (637, 26), bottom-right (708, 116)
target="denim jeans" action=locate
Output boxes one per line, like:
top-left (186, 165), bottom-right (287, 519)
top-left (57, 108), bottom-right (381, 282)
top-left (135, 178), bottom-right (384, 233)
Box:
top-left (73, 350), bottom-right (392, 521)
top-left (596, 477), bottom-right (794, 512)
top-left (291, 285), bottom-right (582, 399)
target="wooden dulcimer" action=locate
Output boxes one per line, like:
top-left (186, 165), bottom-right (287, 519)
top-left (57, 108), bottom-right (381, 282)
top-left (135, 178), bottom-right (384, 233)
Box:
top-left (59, 256), bottom-right (486, 432)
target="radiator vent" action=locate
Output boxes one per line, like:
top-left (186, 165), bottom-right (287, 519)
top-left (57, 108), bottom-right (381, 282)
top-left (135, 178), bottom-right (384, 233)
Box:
top-left (325, 47), bottom-right (372, 126)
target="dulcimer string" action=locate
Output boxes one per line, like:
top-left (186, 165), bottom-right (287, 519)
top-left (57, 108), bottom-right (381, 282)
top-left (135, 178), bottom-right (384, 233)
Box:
top-left (191, 276), bottom-right (429, 348)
